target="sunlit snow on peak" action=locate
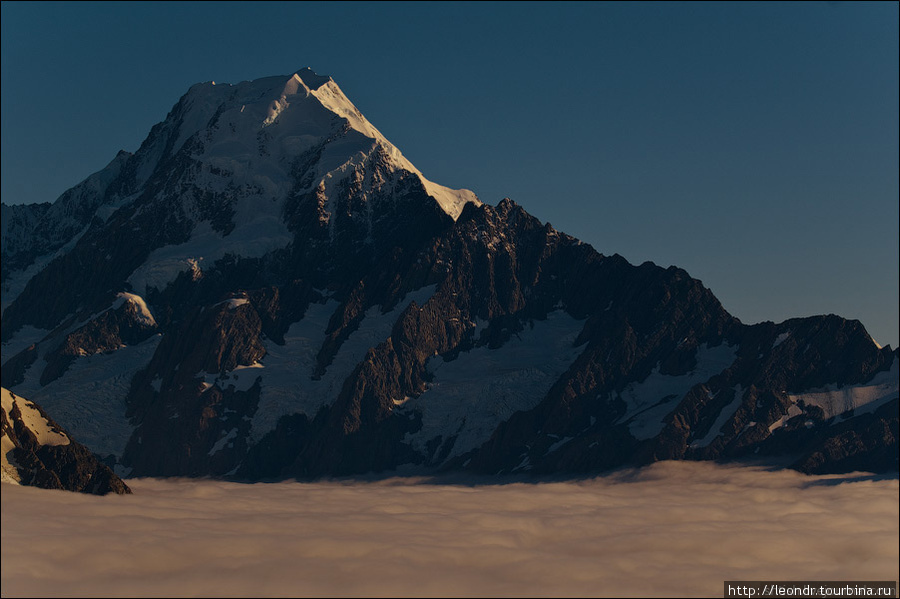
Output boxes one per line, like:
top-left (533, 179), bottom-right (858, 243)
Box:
top-left (119, 69), bottom-right (483, 293)
top-left (292, 66), bottom-right (332, 90)
top-left (171, 69), bottom-right (478, 222)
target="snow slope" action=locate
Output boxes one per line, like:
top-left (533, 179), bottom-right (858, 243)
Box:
top-left (11, 337), bottom-right (161, 458)
top-left (401, 310), bottom-right (587, 462)
top-left (248, 285), bottom-right (438, 443)
top-left (118, 68), bottom-right (478, 293)
top-left (2, 387), bottom-right (71, 485)
top-left (618, 343), bottom-right (739, 440)
top-left (788, 357), bottom-right (899, 421)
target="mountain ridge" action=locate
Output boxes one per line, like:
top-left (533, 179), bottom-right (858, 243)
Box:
top-left (1, 69), bottom-right (896, 483)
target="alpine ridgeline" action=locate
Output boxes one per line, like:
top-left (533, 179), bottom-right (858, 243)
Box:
top-left (1, 69), bottom-right (896, 481)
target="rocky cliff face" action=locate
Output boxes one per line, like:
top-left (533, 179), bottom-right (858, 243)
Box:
top-left (1, 69), bottom-right (896, 480)
top-left (1, 388), bottom-right (130, 494)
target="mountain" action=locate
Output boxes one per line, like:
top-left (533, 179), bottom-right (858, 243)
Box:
top-left (2, 387), bottom-right (130, 494)
top-left (1, 68), bottom-right (896, 480)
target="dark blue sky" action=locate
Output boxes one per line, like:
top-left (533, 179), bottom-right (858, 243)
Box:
top-left (2, 1), bottom-right (897, 347)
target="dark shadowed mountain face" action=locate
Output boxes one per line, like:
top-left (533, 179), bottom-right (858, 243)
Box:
top-left (1, 69), bottom-right (896, 480)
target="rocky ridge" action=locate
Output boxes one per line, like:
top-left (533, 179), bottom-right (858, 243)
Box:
top-left (1, 69), bottom-right (896, 481)
top-left (1, 387), bottom-right (130, 494)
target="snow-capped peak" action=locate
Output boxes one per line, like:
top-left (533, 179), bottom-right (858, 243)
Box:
top-left (288, 68), bottom-right (479, 219)
top-left (5, 68), bottom-right (482, 301)
top-left (168, 68), bottom-right (478, 220)
top-left (114, 68), bottom-right (482, 295)
top-left (293, 67), bottom-right (332, 90)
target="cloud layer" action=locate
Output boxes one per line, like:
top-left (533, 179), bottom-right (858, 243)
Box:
top-left (2, 461), bottom-right (897, 597)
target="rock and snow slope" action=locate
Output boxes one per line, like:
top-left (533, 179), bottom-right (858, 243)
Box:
top-left (1, 69), bottom-right (896, 479)
top-left (1, 387), bottom-right (130, 494)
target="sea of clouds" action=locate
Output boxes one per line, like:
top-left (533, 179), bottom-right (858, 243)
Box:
top-left (2, 461), bottom-right (897, 597)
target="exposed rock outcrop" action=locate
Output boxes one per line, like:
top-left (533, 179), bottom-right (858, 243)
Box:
top-left (1, 388), bottom-right (130, 494)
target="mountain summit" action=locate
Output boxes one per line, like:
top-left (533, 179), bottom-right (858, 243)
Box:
top-left (2, 68), bottom-right (478, 299)
top-left (1, 69), bottom-right (896, 482)
top-left (170, 67), bottom-right (478, 220)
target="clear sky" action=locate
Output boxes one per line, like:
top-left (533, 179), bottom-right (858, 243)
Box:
top-left (2, 1), bottom-right (897, 348)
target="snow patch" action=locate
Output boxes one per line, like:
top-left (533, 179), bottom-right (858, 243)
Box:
top-left (401, 310), bottom-right (587, 462)
top-left (213, 298), bottom-right (250, 310)
top-left (772, 332), bottom-right (790, 349)
top-left (1, 461), bottom-right (21, 485)
top-left (1, 326), bottom-right (49, 363)
top-left (546, 436), bottom-right (575, 455)
top-left (128, 209), bottom-right (291, 294)
top-left (127, 254), bottom-right (202, 297)
top-left (112, 292), bottom-right (157, 327)
top-left (788, 357), bottom-right (899, 421)
top-left (512, 455), bottom-right (532, 472)
top-left (768, 404), bottom-right (804, 433)
top-left (2, 388), bottom-right (70, 447)
top-left (248, 286), bottom-right (438, 443)
top-left (691, 385), bottom-right (745, 448)
top-left (1, 223), bottom-right (91, 313)
top-left (9, 335), bottom-right (162, 458)
top-left (618, 343), bottom-right (739, 440)
top-left (199, 362), bottom-right (264, 393)
top-left (2, 413), bottom-right (21, 484)
top-left (208, 428), bottom-right (239, 456)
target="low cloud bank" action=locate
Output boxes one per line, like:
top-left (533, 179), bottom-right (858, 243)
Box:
top-left (2, 461), bottom-right (897, 597)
